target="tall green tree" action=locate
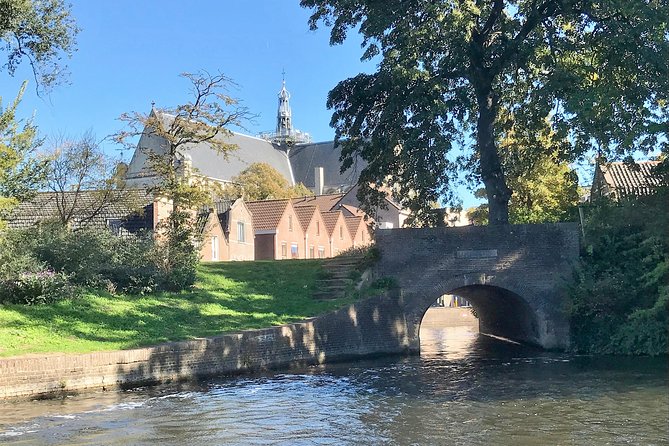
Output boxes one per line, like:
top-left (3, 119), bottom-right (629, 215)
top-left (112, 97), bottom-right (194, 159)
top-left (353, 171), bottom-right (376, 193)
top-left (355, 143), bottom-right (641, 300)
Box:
top-left (0, 81), bottom-right (49, 224)
top-left (0, 0), bottom-right (78, 91)
top-left (301, 0), bottom-right (669, 225)
top-left (468, 113), bottom-right (580, 224)
top-left (229, 162), bottom-right (313, 201)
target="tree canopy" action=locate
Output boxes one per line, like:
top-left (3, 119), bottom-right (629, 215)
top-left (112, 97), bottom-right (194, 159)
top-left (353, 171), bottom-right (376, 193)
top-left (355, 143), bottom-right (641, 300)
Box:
top-left (0, 0), bottom-right (78, 91)
top-left (229, 162), bottom-right (313, 201)
top-left (301, 0), bottom-right (669, 225)
top-left (0, 81), bottom-right (49, 224)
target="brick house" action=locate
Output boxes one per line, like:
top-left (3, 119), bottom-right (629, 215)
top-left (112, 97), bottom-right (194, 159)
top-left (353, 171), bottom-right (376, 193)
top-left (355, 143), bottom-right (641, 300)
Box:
top-left (320, 210), bottom-right (353, 257)
top-left (344, 215), bottom-right (372, 249)
top-left (590, 160), bottom-right (664, 201)
top-left (198, 199), bottom-right (254, 261)
top-left (293, 205), bottom-right (329, 259)
top-left (246, 199), bottom-right (304, 260)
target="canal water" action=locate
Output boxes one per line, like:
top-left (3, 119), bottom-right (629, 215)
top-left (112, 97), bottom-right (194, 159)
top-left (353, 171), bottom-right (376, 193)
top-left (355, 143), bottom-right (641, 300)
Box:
top-left (1, 323), bottom-right (667, 445)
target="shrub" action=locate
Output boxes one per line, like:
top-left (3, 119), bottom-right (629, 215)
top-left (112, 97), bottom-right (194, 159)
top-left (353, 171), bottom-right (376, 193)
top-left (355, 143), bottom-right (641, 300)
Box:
top-left (0, 270), bottom-right (77, 305)
top-left (569, 189), bottom-right (668, 355)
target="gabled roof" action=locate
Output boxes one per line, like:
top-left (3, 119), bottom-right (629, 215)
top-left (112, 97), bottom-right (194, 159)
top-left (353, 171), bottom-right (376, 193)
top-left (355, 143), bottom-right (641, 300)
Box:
top-left (293, 205), bottom-right (317, 232)
top-left (321, 211), bottom-right (343, 236)
top-left (246, 199), bottom-right (290, 231)
top-left (291, 194), bottom-right (343, 212)
top-left (596, 160), bottom-right (664, 198)
top-left (7, 189), bottom-right (154, 232)
top-left (344, 215), bottom-right (364, 236)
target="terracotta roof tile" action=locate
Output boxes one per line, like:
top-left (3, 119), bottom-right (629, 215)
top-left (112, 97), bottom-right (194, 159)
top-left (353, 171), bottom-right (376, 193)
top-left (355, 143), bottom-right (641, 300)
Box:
top-left (294, 206), bottom-right (316, 232)
top-left (246, 199), bottom-right (289, 231)
top-left (344, 215), bottom-right (363, 236)
top-left (321, 211), bottom-right (342, 236)
top-left (291, 194), bottom-right (343, 212)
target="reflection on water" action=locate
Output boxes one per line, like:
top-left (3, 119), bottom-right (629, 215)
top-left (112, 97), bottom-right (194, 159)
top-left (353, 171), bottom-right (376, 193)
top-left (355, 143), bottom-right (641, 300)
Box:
top-left (1, 326), bottom-right (667, 445)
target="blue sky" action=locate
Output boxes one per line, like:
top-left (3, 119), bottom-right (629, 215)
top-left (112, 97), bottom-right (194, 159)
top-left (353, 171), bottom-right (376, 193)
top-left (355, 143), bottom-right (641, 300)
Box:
top-left (0, 1), bottom-right (487, 206)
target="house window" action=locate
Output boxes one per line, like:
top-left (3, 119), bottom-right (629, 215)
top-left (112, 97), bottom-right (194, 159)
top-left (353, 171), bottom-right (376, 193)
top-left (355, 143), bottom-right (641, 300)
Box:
top-left (211, 236), bottom-right (219, 261)
top-left (281, 242), bottom-right (287, 259)
top-left (316, 221), bottom-right (320, 235)
top-left (318, 247), bottom-right (325, 259)
top-left (309, 246), bottom-right (315, 259)
top-left (107, 219), bottom-right (124, 237)
top-left (339, 225), bottom-right (343, 240)
top-left (291, 243), bottom-right (299, 258)
top-left (362, 229), bottom-right (365, 241)
top-left (237, 221), bottom-right (245, 242)
top-left (288, 215), bottom-right (293, 231)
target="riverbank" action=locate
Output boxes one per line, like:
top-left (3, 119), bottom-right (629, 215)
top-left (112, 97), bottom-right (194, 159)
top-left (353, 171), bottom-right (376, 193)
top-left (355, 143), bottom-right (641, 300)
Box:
top-left (0, 291), bottom-right (412, 399)
top-left (0, 261), bottom-right (361, 358)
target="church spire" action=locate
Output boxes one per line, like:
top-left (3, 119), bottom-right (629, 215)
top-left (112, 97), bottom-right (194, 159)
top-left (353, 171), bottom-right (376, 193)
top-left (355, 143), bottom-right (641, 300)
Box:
top-left (276, 78), bottom-right (292, 137)
top-left (259, 74), bottom-right (312, 146)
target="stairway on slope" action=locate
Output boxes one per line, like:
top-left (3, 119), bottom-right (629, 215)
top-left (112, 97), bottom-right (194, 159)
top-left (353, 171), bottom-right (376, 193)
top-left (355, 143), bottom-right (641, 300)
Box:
top-left (312, 255), bottom-right (365, 300)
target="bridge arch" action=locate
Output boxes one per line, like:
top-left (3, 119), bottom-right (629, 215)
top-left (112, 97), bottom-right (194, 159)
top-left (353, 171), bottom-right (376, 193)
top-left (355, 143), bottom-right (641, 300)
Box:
top-left (403, 274), bottom-right (542, 350)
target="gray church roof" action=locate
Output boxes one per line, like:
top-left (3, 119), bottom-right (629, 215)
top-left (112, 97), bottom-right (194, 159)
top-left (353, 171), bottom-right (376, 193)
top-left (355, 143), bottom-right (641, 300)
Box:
top-left (125, 111), bottom-right (294, 187)
top-left (289, 141), bottom-right (366, 192)
top-left (187, 132), bottom-right (293, 184)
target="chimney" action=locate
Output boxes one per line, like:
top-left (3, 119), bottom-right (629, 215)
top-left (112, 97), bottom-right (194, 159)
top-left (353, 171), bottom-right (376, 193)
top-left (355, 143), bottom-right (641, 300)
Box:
top-left (315, 166), bottom-right (324, 195)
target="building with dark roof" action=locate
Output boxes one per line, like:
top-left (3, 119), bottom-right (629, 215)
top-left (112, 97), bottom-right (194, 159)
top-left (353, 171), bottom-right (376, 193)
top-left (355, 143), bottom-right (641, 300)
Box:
top-left (7, 189), bottom-right (155, 235)
top-left (590, 160), bottom-right (665, 201)
top-left (124, 81), bottom-right (365, 197)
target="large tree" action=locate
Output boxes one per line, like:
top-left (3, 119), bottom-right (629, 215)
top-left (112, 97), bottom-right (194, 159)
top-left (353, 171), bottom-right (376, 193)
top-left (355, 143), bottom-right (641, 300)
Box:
top-left (301, 0), bottom-right (669, 225)
top-left (0, 81), bottom-right (49, 223)
top-left (0, 0), bottom-right (78, 92)
top-left (229, 162), bottom-right (313, 201)
top-left (114, 71), bottom-right (252, 288)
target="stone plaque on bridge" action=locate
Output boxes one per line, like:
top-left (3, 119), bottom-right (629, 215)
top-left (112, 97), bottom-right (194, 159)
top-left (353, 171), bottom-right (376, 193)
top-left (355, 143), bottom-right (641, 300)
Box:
top-left (456, 249), bottom-right (498, 259)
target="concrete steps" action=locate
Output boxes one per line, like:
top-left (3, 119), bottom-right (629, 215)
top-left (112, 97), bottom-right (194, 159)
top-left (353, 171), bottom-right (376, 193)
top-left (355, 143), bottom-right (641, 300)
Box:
top-left (312, 255), bottom-right (365, 300)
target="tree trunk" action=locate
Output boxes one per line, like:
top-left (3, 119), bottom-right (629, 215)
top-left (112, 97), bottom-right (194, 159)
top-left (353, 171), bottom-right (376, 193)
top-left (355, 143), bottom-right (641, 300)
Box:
top-left (477, 91), bottom-right (511, 225)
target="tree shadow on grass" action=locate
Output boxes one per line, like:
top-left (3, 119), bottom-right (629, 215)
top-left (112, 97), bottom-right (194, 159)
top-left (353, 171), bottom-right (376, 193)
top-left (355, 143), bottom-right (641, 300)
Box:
top-left (1, 260), bottom-right (357, 355)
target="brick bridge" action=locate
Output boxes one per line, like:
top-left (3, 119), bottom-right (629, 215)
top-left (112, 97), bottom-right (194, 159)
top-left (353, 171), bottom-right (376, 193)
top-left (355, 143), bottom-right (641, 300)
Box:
top-left (371, 223), bottom-right (580, 350)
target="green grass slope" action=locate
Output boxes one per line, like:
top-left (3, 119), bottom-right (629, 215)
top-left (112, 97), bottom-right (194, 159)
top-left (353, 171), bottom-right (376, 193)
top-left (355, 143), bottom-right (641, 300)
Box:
top-left (0, 260), bottom-right (359, 358)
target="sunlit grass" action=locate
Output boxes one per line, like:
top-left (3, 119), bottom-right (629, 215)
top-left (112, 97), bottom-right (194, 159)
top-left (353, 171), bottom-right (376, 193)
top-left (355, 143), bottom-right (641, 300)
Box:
top-left (0, 260), bottom-right (358, 358)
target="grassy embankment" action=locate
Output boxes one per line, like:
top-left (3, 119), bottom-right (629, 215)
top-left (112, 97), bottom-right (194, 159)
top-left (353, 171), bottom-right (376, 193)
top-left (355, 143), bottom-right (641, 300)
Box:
top-left (0, 260), bottom-right (360, 358)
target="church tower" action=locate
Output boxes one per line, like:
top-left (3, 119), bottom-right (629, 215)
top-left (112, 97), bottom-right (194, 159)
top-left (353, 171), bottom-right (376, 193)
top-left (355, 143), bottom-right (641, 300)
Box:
top-left (276, 80), bottom-right (292, 138)
top-left (261, 77), bottom-right (312, 147)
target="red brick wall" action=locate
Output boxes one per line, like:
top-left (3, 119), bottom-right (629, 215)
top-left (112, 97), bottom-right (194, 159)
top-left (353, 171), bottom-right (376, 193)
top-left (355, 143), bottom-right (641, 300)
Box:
top-left (227, 201), bottom-right (254, 261)
top-left (274, 204), bottom-right (305, 260)
top-left (303, 210), bottom-right (329, 259)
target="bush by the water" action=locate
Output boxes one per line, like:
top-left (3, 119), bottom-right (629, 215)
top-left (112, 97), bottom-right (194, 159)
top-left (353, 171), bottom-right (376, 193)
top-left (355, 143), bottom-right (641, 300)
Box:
top-left (569, 189), bottom-right (668, 356)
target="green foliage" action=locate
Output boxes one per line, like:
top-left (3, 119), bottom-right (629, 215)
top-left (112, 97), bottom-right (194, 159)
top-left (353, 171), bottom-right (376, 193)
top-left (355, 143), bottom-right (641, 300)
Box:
top-left (153, 210), bottom-right (201, 291)
top-left (569, 189), bottom-right (668, 355)
top-left (0, 81), bottom-right (49, 224)
top-left (468, 151), bottom-right (580, 225)
top-left (0, 270), bottom-right (76, 305)
top-left (0, 0), bottom-right (78, 91)
top-left (0, 229), bottom-right (77, 305)
top-left (301, 0), bottom-right (669, 224)
top-left (229, 162), bottom-right (313, 200)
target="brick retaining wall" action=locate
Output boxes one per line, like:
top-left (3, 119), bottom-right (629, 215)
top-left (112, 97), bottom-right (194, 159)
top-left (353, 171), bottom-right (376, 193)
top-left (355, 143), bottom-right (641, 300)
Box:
top-left (0, 294), bottom-right (410, 400)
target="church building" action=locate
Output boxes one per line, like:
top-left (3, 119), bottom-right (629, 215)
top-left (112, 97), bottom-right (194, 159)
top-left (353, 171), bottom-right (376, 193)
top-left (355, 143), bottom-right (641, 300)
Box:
top-left (124, 80), bottom-right (365, 196)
